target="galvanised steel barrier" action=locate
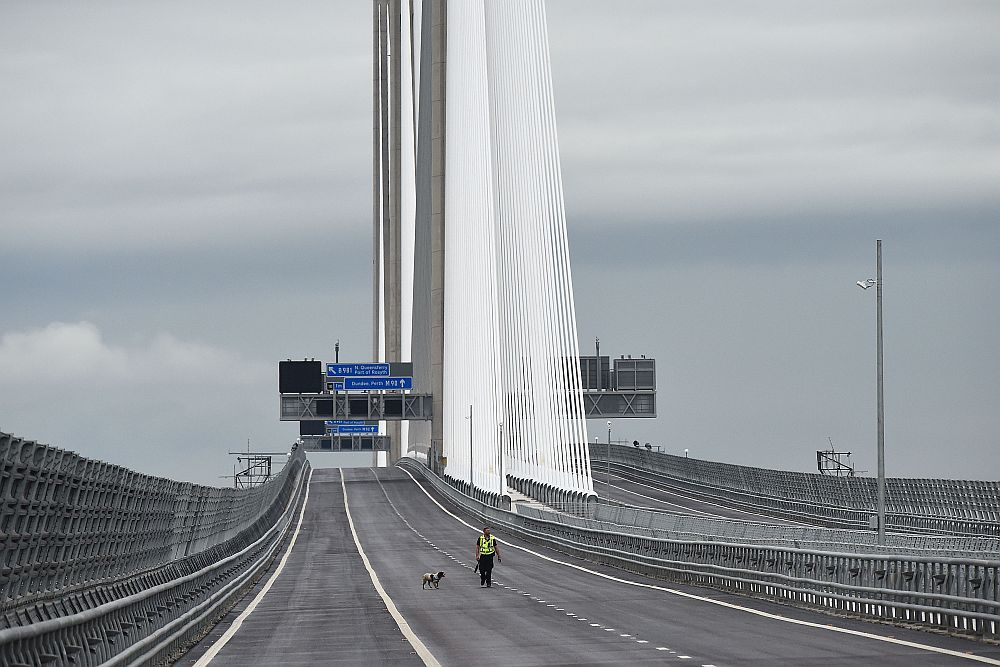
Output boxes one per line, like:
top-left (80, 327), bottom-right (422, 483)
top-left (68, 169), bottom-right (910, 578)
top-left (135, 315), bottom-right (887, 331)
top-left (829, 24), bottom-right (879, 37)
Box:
top-left (0, 431), bottom-right (309, 666)
top-left (397, 457), bottom-right (1000, 640)
top-left (546, 503), bottom-right (1000, 558)
top-left (592, 444), bottom-right (1000, 536)
top-left (598, 461), bottom-right (874, 529)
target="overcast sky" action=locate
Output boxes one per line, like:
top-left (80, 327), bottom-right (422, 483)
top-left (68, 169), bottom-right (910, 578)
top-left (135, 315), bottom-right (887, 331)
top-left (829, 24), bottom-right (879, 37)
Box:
top-left (1, 1), bottom-right (998, 485)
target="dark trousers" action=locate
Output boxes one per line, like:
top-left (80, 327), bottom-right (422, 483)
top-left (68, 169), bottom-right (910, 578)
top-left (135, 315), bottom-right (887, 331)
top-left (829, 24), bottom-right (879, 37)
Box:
top-left (478, 554), bottom-right (494, 585)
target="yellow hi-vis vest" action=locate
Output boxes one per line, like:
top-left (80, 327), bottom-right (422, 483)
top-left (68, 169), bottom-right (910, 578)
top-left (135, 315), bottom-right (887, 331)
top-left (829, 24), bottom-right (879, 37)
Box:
top-left (478, 535), bottom-right (496, 555)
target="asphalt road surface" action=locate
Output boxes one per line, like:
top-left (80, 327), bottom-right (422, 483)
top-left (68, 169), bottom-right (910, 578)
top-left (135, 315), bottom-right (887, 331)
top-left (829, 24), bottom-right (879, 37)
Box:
top-left (176, 467), bottom-right (1000, 666)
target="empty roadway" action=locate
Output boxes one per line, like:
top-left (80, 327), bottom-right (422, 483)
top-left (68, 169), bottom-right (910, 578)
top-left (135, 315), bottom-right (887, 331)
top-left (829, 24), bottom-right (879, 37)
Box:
top-left (177, 467), bottom-right (1000, 666)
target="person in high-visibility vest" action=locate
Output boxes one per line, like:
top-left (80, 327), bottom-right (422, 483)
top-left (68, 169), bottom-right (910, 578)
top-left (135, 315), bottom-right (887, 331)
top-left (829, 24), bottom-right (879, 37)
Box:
top-left (475, 526), bottom-right (501, 587)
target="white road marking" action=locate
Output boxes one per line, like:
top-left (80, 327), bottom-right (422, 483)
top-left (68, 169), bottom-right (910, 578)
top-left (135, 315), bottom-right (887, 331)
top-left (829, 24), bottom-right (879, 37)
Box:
top-left (397, 466), bottom-right (1000, 666)
top-left (193, 469), bottom-right (313, 667)
top-left (341, 472), bottom-right (441, 667)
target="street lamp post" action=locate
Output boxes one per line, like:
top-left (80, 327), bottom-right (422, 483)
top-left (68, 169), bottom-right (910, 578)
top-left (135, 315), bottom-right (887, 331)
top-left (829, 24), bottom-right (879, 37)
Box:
top-left (468, 404), bottom-right (474, 492)
top-left (498, 422), bottom-right (504, 497)
top-left (606, 420), bottom-right (612, 500)
top-left (858, 239), bottom-right (886, 545)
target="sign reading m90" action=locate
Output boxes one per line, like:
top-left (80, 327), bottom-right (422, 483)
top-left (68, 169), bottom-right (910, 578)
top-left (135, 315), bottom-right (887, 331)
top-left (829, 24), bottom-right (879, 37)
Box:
top-left (344, 377), bottom-right (413, 390)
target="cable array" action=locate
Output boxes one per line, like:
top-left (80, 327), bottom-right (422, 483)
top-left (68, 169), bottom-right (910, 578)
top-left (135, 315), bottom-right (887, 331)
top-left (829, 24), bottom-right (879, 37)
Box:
top-left (443, 0), bottom-right (592, 495)
top-left (375, 1), bottom-right (592, 495)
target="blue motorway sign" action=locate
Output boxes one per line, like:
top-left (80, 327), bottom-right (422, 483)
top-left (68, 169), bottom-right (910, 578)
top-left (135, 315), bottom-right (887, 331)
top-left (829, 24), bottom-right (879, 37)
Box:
top-left (331, 382), bottom-right (345, 391)
top-left (327, 363), bottom-right (389, 377)
top-left (344, 376), bottom-right (412, 390)
top-left (324, 420), bottom-right (366, 426)
top-left (337, 425), bottom-right (379, 434)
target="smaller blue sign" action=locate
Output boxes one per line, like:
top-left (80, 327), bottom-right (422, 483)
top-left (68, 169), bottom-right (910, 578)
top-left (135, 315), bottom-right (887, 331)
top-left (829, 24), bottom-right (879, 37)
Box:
top-left (325, 420), bottom-right (365, 426)
top-left (331, 382), bottom-right (345, 391)
top-left (327, 363), bottom-right (390, 377)
top-left (344, 376), bottom-right (413, 390)
top-left (337, 425), bottom-right (379, 434)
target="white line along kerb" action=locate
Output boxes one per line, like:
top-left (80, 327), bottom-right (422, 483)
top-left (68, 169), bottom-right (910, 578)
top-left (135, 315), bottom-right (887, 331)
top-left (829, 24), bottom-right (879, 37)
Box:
top-left (396, 465), bottom-right (1000, 666)
top-left (341, 471), bottom-right (441, 667)
top-left (193, 468), bottom-right (314, 667)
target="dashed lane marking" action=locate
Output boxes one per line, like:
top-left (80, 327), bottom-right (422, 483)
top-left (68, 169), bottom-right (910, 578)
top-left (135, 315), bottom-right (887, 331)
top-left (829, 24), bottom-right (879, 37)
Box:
top-left (397, 466), bottom-right (1000, 666)
top-left (384, 470), bottom-right (700, 662)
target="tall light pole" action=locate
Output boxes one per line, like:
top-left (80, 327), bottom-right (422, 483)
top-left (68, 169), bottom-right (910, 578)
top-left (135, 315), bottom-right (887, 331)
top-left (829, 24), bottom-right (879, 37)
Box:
top-left (857, 239), bottom-right (885, 545)
top-left (606, 420), bottom-right (612, 500)
top-left (498, 422), bottom-right (504, 497)
top-left (468, 404), bottom-right (474, 491)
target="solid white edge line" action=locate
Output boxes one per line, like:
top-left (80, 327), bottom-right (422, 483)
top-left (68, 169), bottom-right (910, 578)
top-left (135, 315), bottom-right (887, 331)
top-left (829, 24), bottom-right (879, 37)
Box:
top-left (341, 471), bottom-right (442, 667)
top-left (193, 468), bottom-right (313, 667)
top-left (397, 466), bottom-right (1000, 666)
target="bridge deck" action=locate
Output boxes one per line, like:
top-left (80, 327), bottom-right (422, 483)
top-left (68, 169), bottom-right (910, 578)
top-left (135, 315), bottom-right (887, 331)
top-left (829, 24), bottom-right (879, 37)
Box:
top-left (177, 467), bottom-right (1000, 666)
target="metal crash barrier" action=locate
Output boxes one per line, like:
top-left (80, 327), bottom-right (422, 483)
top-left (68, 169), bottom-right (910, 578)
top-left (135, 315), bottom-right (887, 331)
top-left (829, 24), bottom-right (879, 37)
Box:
top-left (0, 431), bottom-right (310, 666)
top-left (590, 444), bottom-right (1000, 536)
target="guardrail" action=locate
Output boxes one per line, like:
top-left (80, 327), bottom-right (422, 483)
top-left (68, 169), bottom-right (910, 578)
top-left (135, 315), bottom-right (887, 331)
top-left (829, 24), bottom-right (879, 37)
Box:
top-left (560, 503), bottom-right (1000, 558)
top-left (0, 431), bottom-right (309, 666)
top-left (397, 457), bottom-right (999, 641)
top-left (592, 444), bottom-right (1000, 536)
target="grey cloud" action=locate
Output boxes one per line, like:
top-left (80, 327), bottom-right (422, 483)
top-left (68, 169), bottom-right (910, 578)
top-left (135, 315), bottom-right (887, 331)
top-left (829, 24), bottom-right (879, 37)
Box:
top-left (1, 1), bottom-right (997, 482)
top-left (548, 0), bottom-right (1000, 229)
top-left (1, 1), bottom-right (370, 253)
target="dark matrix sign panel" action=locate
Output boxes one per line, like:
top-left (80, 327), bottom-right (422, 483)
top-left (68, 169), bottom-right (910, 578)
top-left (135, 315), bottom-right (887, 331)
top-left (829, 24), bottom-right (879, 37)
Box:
top-left (299, 420), bottom-right (326, 436)
top-left (279, 360), bottom-right (324, 394)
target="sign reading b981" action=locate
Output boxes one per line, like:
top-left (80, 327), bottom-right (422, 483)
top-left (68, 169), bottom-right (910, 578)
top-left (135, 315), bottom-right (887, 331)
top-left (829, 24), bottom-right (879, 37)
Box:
top-left (327, 363), bottom-right (389, 377)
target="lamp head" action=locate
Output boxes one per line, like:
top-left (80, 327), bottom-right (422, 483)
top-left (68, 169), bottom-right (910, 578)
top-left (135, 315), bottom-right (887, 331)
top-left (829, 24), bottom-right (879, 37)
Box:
top-left (857, 279), bottom-right (875, 289)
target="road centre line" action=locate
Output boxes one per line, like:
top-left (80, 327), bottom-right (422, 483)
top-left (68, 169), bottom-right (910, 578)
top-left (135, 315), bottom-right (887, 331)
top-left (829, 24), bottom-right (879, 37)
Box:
top-left (397, 465), bottom-right (1000, 666)
top-left (341, 471), bottom-right (441, 667)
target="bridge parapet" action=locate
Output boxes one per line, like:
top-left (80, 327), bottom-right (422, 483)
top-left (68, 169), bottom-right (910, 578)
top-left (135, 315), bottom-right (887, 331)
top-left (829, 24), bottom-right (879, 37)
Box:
top-left (591, 443), bottom-right (1000, 535)
top-left (0, 431), bottom-right (309, 665)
